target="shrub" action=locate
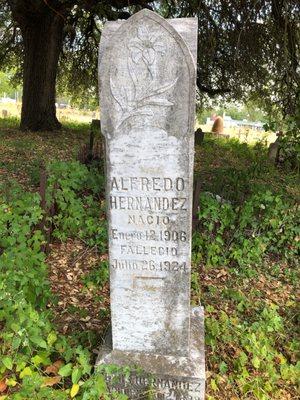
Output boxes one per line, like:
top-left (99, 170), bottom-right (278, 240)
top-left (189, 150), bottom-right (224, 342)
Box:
top-left (0, 165), bottom-right (112, 399)
top-left (46, 161), bottom-right (107, 248)
top-left (193, 191), bottom-right (299, 268)
top-left (206, 304), bottom-right (299, 400)
top-left (0, 184), bottom-right (49, 307)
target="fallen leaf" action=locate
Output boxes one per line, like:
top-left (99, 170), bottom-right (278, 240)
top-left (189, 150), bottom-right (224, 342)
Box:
top-left (216, 269), bottom-right (228, 278)
top-left (45, 360), bottom-right (64, 375)
top-left (0, 381), bottom-right (7, 393)
top-left (41, 376), bottom-right (61, 387)
top-left (70, 383), bottom-right (80, 398)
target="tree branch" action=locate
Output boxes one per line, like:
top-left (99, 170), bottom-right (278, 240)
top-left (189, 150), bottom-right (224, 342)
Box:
top-left (105, 0), bottom-right (154, 9)
top-left (197, 81), bottom-right (231, 96)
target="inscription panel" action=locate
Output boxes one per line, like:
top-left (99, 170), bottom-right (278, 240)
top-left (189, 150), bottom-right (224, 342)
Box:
top-left (109, 174), bottom-right (192, 356)
top-left (104, 373), bottom-right (205, 400)
top-left (99, 10), bottom-right (197, 357)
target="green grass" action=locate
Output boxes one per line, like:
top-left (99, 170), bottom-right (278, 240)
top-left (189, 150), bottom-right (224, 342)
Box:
top-left (192, 134), bottom-right (299, 399)
top-left (0, 118), bottom-right (91, 190)
top-left (195, 134), bottom-right (300, 203)
top-left (0, 116), bottom-right (19, 129)
top-left (0, 119), bottom-right (299, 400)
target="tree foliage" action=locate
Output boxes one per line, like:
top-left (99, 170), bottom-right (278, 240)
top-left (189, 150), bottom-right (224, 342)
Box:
top-left (0, 0), bottom-right (299, 120)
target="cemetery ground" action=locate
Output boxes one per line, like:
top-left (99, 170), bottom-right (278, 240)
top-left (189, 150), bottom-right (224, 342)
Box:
top-left (0, 117), bottom-right (299, 400)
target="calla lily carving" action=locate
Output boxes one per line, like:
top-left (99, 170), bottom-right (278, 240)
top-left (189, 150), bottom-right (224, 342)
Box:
top-left (128, 25), bottom-right (166, 67)
top-left (110, 23), bottom-right (178, 129)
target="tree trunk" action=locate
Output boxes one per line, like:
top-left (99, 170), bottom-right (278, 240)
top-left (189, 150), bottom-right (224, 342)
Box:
top-left (19, 11), bottom-right (64, 131)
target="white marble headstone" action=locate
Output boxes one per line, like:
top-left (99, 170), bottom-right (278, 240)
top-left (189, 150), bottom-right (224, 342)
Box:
top-left (98, 9), bottom-right (205, 399)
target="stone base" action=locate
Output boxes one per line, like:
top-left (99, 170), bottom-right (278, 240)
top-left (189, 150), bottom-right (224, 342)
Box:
top-left (96, 307), bottom-right (205, 400)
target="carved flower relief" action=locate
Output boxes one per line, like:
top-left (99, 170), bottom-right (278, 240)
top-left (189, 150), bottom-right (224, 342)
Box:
top-left (128, 25), bottom-right (166, 68)
top-left (109, 23), bottom-right (178, 129)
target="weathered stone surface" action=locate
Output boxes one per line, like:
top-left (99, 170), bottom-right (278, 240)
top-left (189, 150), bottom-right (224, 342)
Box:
top-left (211, 116), bottom-right (224, 134)
top-left (98, 9), bottom-right (205, 399)
top-left (96, 307), bottom-right (205, 400)
top-left (99, 8), bottom-right (197, 357)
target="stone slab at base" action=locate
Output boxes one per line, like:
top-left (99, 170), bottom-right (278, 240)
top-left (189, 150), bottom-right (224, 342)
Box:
top-left (96, 307), bottom-right (205, 400)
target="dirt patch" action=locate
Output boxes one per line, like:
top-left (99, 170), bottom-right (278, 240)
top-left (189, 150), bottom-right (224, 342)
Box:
top-left (46, 239), bottom-right (110, 335)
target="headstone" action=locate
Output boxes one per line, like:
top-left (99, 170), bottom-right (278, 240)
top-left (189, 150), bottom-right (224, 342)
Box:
top-left (97, 9), bottom-right (205, 399)
top-left (268, 131), bottom-right (283, 165)
top-left (195, 128), bottom-right (204, 145)
top-left (211, 116), bottom-right (224, 134)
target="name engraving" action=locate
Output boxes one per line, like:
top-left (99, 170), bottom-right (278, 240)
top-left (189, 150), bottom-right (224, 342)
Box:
top-left (111, 176), bottom-right (185, 192)
top-left (109, 195), bottom-right (187, 211)
top-left (104, 373), bottom-right (204, 400)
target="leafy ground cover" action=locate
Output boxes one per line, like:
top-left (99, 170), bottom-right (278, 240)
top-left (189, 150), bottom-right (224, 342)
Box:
top-left (0, 119), bottom-right (299, 399)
